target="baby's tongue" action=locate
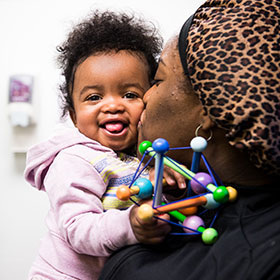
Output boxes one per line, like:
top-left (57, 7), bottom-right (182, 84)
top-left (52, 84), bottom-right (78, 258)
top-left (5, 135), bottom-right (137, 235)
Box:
top-left (105, 122), bottom-right (124, 133)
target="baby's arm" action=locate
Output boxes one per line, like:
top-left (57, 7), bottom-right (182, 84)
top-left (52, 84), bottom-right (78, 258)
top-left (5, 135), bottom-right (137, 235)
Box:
top-left (45, 151), bottom-right (138, 257)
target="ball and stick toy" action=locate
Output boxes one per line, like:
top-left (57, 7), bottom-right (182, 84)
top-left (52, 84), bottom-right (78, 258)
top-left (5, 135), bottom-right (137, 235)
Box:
top-left (116, 136), bottom-right (237, 245)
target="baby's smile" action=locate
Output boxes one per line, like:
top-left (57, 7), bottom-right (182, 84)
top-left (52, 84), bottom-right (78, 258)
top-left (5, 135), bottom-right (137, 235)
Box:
top-left (102, 121), bottom-right (128, 134)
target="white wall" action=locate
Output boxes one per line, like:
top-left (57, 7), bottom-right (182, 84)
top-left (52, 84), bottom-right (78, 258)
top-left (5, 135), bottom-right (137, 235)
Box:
top-left (0, 0), bottom-right (205, 278)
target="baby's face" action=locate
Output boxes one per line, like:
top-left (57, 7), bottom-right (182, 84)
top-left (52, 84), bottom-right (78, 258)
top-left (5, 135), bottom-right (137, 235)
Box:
top-left (70, 50), bottom-right (150, 152)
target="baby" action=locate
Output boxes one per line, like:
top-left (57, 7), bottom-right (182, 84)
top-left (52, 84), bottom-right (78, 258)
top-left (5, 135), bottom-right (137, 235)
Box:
top-left (24, 10), bottom-right (170, 280)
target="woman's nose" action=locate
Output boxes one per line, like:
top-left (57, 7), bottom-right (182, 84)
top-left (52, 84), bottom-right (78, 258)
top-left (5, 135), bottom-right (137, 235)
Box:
top-left (143, 88), bottom-right (152, 104)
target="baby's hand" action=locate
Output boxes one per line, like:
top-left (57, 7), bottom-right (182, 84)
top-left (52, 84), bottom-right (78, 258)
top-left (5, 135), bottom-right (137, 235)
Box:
top-left (150, 166), bottom-right (187, 190)
top-left (129, 200), bottom-right (171, 244)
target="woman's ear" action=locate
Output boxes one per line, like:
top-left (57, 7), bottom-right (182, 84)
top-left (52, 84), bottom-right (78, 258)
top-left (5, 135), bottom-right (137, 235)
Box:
top-left (195, 116), bottom-right (214, 141)
top-left (201, 115), bottom-right (215, 131)
top-left (199, 110), bottom-right (215, 133)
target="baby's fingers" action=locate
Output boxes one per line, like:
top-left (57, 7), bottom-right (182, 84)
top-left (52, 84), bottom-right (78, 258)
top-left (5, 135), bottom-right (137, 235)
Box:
top-left (136, 212), bottom-right (171, 244)
top-left (130, 202), bottom-right (171, 244)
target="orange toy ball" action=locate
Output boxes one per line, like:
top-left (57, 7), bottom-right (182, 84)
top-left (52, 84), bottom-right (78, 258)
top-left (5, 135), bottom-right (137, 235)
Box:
top-left (227, 186), bottom-right (238, 202)
top-left (116, 185), bottom-right (131, 201)
top-left (179, 206), bottom-right (198, 216)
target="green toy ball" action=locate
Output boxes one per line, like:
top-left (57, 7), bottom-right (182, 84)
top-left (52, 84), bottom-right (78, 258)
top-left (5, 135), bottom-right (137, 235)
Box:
top-left (138, 141), bottom-right (152, 155)
top-left (213, 186), bottom-right (229, 203)
top-left (202, 228), bottom-right (218, 245)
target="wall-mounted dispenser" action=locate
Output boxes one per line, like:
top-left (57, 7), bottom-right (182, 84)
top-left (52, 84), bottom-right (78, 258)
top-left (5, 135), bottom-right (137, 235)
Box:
top-left (8, 75), bottom-right (35, 127)
top-left (7, 75), bottom-right (37, 154)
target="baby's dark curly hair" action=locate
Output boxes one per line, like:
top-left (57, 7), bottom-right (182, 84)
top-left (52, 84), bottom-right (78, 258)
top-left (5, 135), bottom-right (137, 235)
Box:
top-left (57, 10), bottom-right (163, 117)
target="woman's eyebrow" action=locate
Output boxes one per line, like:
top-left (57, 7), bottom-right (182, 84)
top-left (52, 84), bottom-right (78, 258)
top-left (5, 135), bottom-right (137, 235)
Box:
top-left (159, 58), bottom-right (166, 66)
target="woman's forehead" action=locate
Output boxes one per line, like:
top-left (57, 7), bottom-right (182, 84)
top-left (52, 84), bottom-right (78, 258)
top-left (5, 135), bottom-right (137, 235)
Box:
top-left (159, 38), bottom-right (181, 72)
top-left (162, 37), bottom-right (178, 58)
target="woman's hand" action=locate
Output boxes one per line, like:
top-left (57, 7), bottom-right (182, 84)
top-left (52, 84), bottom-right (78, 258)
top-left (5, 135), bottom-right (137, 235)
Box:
top-left (129, 200), bottom-right (171, 244)
top-left (150, 166), bottom-right (187, 190)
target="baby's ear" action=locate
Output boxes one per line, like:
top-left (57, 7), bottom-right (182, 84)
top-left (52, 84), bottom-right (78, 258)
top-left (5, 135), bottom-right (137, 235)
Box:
top-left (69, 109), bottom-right (77, 126)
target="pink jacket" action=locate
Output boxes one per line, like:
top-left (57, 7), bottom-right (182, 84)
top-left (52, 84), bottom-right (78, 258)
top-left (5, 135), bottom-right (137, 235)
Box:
top-left (24, 126), bottom-right (141, 279)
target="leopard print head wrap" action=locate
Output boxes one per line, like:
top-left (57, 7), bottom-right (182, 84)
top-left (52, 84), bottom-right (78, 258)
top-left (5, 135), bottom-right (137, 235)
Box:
top-left (179, 0), bottom-right (280, 175)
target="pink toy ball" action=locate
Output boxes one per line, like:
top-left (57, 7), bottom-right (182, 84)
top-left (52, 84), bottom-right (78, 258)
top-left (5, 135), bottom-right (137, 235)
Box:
top-left (183, 215), bottom-right (205, 233)
top-left (190, 172), bottom-right (213, 194)
top-left (190, 136), bottom-right (207, 152)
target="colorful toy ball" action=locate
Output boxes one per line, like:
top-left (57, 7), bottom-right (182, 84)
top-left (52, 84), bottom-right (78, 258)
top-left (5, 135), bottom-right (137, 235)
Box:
top-left (138, 204), bottom-right (154, 222)
top-left (116, 185), bottom-right (132, 201)
top-left (190, 172), bottom-right (213, 194)
top-left (133, 178), bottom-right (153, 199)
top-left (152, 138), bottom-right (169, 154)
top-left (183, 215), bottom-right (205, 233)
top-left (201, 228), bottom-right (218, 245)
top-left (190, 136), bottom-right (207, 152)
top-left (138, 140), bottom-right (152, 155)
top-left (213, 186), bottom-right (229, 203)
top-left (227, 186), bottom-right (238, 202)
top-left (179, 206), bottom-right (198, 216)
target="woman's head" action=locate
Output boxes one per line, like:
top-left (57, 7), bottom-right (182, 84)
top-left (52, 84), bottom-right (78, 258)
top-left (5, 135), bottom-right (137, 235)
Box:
top-left (57, 10), bottom-right (162, 118)
top-left (140, 0), bottom-right (280, 176)
top-left (138, 38), bottom-right (207, 165)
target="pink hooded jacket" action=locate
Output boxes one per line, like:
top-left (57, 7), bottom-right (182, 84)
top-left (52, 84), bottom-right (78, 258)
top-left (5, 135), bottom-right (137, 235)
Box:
top-left (24, 126), bottom-right (141, 280)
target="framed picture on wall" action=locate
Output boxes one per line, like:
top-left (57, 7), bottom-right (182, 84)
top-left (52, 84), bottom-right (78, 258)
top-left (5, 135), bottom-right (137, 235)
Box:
top-left (9, 75), bottom-right (33, 103)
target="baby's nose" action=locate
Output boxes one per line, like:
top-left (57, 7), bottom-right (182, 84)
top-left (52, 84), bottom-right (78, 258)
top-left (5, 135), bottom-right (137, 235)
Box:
top-left (103, 97), bottom-right (125, 113)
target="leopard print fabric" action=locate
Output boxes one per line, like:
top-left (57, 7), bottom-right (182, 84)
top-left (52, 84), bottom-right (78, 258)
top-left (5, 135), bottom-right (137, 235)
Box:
top-left (183, 0), bottom-right (280, 175)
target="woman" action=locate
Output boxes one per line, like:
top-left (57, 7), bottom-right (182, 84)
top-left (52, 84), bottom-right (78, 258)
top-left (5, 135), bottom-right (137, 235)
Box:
top-left (99, 0), bottom-right (280, 279)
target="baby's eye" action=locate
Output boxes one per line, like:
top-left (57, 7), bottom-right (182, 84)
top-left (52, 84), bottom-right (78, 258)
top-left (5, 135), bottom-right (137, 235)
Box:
top-left (123, 92), bottom-right (139, 99)
top-left (86, 94), bottom-right (102, 101)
